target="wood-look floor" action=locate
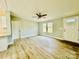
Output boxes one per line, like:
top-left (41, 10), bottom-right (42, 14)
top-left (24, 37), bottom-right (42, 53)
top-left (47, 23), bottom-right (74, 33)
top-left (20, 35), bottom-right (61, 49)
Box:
top-left (0, 36), bottom-right (79, 59)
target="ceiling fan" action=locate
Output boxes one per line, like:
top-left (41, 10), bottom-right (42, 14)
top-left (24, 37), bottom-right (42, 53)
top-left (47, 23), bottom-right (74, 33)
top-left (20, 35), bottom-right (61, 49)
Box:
top-left (35, 12), bottom-right (47, 19)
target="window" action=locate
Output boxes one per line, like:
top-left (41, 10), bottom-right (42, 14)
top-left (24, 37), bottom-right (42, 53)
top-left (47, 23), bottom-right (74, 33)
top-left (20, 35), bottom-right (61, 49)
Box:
top-left (48, 23), bottom-right (53, 33)
top-left (43, 23), bottom-right (46, 32)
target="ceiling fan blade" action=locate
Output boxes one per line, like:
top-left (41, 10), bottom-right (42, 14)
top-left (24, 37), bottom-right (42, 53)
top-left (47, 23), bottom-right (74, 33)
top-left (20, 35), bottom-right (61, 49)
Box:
top-left (35, 12), bottom-right (47, 19)
top-left (36, 13), bottom-right (38, 16)
top-left (42, 14), bottom-right (47, 16)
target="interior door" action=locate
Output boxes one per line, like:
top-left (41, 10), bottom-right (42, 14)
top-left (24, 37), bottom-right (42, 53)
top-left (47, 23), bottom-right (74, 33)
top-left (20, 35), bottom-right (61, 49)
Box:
top-left (63, 16), bottom-right (78, 41)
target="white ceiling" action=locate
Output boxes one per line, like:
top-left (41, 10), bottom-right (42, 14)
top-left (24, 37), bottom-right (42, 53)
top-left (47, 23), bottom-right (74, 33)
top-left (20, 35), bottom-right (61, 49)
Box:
top-left (5, 0), bottom-right (79, 21)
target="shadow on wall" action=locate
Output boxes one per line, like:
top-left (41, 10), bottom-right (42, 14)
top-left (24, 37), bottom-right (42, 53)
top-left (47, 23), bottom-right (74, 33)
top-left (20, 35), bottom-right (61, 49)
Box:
top-left (10, 11), bottom-right (22, 21)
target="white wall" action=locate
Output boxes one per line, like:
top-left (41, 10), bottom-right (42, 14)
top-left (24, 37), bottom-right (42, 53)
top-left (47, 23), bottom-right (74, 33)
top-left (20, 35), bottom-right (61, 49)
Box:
top-left (11, 18), bottom-right (38, 40)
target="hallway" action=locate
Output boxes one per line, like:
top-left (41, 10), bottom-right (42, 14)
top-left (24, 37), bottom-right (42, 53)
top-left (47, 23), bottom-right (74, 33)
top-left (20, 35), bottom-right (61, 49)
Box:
top-left (0, 36), bottom-right (79, 59)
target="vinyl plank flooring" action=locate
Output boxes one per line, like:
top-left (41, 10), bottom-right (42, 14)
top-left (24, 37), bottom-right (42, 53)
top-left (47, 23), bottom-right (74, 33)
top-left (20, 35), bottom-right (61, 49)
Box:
top-left (0, 36), bottom-right (79, 59)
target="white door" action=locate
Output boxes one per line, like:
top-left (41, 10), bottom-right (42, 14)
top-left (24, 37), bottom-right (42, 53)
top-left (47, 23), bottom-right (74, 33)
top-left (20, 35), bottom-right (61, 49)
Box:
top-left (63, 16), bottom-right (78, 42)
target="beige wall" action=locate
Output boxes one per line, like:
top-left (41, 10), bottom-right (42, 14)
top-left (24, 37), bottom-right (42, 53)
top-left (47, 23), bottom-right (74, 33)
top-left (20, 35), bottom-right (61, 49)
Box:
top-left (38, 21), bottom-right (53, 37)
top-left (39, 19), bottom-right (63, 39)
top-left (39, 16), bottom-right (79, 41)
top-left (11, 18), bottom-right (38, 40)
top-left (20, 20), bottom-right (38, 38)
top-left (53, 19), bottom-right (63, 39)
top-left (78, 18), bottom-right (79, 40)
